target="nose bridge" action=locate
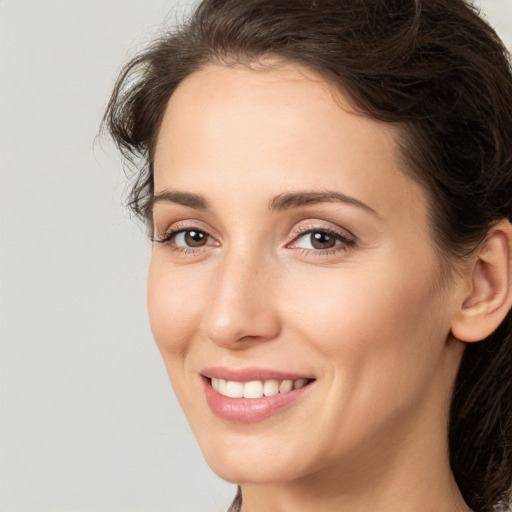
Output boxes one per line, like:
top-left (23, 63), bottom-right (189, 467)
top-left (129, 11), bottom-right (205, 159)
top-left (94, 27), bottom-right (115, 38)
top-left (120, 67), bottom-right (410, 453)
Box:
top-left (200, 242), bottom-right (280, 347)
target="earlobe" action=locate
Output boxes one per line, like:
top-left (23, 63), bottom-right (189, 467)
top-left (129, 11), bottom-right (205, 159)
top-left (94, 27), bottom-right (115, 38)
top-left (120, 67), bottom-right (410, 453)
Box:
top-left (451, 219), bottom-right (512, 343)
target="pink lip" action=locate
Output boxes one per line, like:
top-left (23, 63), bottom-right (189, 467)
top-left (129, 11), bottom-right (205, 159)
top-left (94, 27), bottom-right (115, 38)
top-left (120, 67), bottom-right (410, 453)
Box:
top-left (201, 367), bottom-right (315, 423)
top-left (201, 366), bottom-right (314, 382)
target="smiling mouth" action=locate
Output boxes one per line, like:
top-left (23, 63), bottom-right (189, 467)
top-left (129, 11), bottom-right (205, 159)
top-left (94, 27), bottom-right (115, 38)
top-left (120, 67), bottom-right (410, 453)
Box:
top-left (208, 377), bottom-right (313, 399)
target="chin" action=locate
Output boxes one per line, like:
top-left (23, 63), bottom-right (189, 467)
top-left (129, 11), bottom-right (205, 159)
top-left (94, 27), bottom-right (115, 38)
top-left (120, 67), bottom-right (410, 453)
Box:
top-left (208, 459), bottom-right (303, 485)
top-left (198, 437), bottom-right (311, 485)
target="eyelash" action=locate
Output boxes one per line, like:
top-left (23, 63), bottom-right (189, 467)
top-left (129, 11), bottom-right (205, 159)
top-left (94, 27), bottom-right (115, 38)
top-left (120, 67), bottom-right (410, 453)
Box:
top-left (152, 223), bottom-right (356, 256)
top-left (152, 222), bottom-right (214, 255)
top-left (289, 226), bottom-right (356, 256)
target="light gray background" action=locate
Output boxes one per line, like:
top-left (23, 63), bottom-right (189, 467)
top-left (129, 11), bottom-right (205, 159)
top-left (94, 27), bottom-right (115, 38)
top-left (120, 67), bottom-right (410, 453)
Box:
top-left (1, 1), bottom-right (511, 511)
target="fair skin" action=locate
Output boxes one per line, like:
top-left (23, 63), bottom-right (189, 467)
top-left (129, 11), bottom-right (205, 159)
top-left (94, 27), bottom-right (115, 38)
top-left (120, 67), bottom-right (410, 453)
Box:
top-left (147, 63), bottom-right (512, 511)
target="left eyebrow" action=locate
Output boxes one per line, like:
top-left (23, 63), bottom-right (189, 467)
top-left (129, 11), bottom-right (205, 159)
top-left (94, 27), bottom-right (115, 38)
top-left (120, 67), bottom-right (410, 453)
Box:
top-left (269, 191), bottom-right (381, 218)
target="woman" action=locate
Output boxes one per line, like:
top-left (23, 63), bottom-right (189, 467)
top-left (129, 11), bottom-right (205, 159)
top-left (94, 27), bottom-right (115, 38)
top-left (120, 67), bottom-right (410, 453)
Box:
top-left (104, 1), bottom-right (512, 511)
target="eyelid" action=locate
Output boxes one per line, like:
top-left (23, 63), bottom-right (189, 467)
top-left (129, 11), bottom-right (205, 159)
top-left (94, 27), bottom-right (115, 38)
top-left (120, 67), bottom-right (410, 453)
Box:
top-left (152, 220), bottom-right (220, 247)
top-left (285, 222), bottom-right (357, 255)
top-left (152, 219), bottom-right (356, 255)
top-left (287, 221), bottom-right (355, 244)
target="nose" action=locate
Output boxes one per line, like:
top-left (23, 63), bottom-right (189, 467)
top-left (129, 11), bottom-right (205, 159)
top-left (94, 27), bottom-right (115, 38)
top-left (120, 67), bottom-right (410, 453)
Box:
top-left (200, 252), bottom-right (281, 349)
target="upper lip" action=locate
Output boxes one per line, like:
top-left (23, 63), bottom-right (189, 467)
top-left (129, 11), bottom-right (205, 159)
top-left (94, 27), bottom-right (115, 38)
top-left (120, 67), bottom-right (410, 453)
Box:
top-left (201, 366), bottom-right (315, 382)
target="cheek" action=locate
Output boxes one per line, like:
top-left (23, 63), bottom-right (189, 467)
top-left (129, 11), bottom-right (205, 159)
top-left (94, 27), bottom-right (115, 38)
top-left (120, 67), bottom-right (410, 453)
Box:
top-left (278, 256), bottom-right (451, 449)
top-left (282, 254), bottom-right (448, 373)
top-left (147, 256), bottom-right (205, 364)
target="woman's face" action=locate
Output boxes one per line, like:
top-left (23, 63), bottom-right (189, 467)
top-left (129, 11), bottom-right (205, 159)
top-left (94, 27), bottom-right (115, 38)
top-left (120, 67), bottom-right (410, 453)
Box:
top-left (149, 64), bottom-right (465, 484)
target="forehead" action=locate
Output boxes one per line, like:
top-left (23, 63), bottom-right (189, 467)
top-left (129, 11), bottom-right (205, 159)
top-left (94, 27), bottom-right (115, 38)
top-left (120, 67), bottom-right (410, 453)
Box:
top-left (153, 63), bottom-right (427, 224)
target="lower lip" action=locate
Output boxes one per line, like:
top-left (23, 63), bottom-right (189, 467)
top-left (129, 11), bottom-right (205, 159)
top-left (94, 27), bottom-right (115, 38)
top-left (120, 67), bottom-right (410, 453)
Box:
top-left (203, 378), bottom-right (313, 423)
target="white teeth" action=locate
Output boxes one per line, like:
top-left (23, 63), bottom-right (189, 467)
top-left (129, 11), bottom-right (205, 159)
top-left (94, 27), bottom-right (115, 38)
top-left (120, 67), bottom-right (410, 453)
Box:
top-left (243, 380), bottom-right (263, 398)
top-left (225, 380), bottom-right (244, 398)
top-left (210, 377), bottom-right (310, 398)
top-left (263, 379), bottom-right (279, 397)
top-left (279, 379), bottom-right (293, 393)
top-left (293, 378), bottom-right (308, 390)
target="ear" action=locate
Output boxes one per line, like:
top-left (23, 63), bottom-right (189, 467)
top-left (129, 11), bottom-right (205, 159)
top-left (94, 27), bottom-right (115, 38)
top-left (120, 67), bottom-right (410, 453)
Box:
top-left (451, 219), bottom-right (512, 343)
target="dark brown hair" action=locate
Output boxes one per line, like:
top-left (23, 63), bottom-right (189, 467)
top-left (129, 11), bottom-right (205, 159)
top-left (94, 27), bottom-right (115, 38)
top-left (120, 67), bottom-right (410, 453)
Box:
top-left (104, 1), bottom-right (512, 510)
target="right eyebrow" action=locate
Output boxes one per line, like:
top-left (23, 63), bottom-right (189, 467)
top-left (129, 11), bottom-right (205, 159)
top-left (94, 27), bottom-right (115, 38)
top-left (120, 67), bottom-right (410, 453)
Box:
top-left (151, 190), bottom-right (210, 210)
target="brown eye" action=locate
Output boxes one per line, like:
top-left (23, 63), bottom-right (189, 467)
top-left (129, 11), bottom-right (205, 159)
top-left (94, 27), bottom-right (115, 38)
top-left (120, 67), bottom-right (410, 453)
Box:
top-left (289, 227), bottom-right (355, 253)
top-left (155, 228), bottom-right (213, 248)
top-left (310, 231), bottom-right (337, 249)
top-left (183, 230), bottom-right (207, 247)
